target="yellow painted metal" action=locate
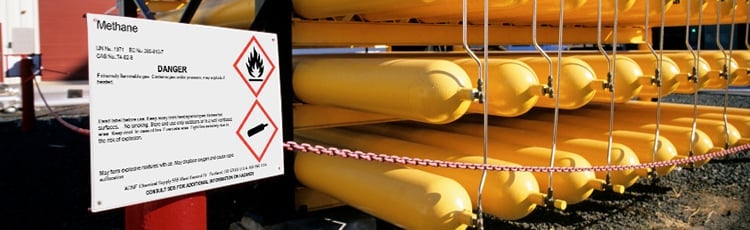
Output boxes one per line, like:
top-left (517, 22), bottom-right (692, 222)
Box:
top-left (292, 103), bottom-right (400, 130)
top-left (533, 108), bottom-right (715, 167)
top-left (294, 146), bottom-right (476, 229)
top-left (621, 54), bottom-right (681, 99)
top-left (517, 57), bottom-right (598, 110)
top-left (663, 52), bottom-right (712, 94)
top-left (454, 58), bottom-right (544, 117)
top-left (490, 116), bottom-right (680, 176)
top-left (293, 58), bottom-right (474, 124)
top-left (565, 105), bottom-right (741, 148)
top-left (297, 128), bottom-right (565, 220)
top-left (294, 0), bottom-right (525, 20)
top-left (292, 21), bottom-right (645, 46)
top-left (729, 51), bottom-right (750, 86)
top-left (598, 102), bottom-right (750, 138)
top-left (145, 0), bottom-right (187, 12)
top-left (572, 55), bottom-right (644, 103)
top-left (330, 125), bottom-right (606, 205)
top-left (418, 121), bottom-right (645, 188)
top-left (623, 100), bottom-right (750, 118)
top-left (696, 113), bottom-right (750, 143)
top-left (700, 52), bottom-right (741, 89)
top-left (155, 0), bottom-right (255, 29)
top-left (359, 0), bottom-right (581, 23)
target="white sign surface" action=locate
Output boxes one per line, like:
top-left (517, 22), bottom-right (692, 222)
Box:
top-left (87, 14), bottom-right (283, 212)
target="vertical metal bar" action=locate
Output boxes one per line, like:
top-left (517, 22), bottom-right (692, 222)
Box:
top-left (686, 0), bottom-right (700, 160)
top-left (602, 0), bottom-right (616, 187)
top-left (179, 0), bottom-right (203, 23)
top-left (474, 0), bottom-right (490, 227)
top-left (132, 0), bottom-right (155, 19)
top-left (548, 0), bottom-right (565, 199)
top-left (645, 0), bottom-right (663, 175)
top-left (533, 0), bottom-right (554, 97)
top-left (715, 0), bottom-right (730, 148)
top-left (20, 56), bottom-right (34, 133)
top-left (722, 0), bottom-right (737, 149)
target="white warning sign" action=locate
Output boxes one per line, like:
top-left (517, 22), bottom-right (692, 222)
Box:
top-left (87, 14), bottom-right (283, 212)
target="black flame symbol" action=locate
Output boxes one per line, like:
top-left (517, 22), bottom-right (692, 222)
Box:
top-left (246, 48), bottom-right (264, 79)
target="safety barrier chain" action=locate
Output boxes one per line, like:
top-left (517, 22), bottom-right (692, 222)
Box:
top-left (284, 141), bottom-right (750, 173)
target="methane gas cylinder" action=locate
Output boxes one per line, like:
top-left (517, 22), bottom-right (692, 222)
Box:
top-left (490, 116), bottom-right (680, 176)
top-left (293, 58), bottom-right (474, 124)
top-left (294, 144), bottom-right (475, 229)
top-left (422, 121), bottom-right (644, 188)
top-left (517, 57), bottom-right (598, 109)
top-left (318, 126), bottom-right (605, 205)
top-left (622, 54), bottom-right (681, 99)
top-left (454, 58), bottom-right (544, 117)
top-left (663, 52), bottom-right (712, 94)
top-left (573, 55), bottom-right (644, 103)
top-left (700, 52), bottom-right (740, 89)
top-left (297, 128), bottom-right (565, 220)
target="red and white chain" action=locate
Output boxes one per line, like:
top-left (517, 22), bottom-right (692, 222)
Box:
top-left (284, 141), bottom-right (750, 173)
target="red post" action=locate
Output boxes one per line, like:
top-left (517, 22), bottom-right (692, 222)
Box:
top-left (125, 192), bottom-right (207, 230)
top-left (20, 56), bottom-right (35, 132)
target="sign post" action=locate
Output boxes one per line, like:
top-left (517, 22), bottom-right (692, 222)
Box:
top-left (86, 13), bottom-right (284, 219)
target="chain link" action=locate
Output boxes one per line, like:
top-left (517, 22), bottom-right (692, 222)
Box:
top-left (284, 141), bottom-right (750, 173)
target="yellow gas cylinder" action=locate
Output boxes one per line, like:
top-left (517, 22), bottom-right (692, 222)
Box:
top-left (294, 143), bottom-right (476, 229)
top-left (696, 113), bottom-right (750, 144)
top-left (361, 0), bottom-right (584, 23)
top-left (621, 54), bottom-right (681, 99)
top-left (490, 117), bottom-right (681, 176)
top-left (573, 55), bottom-right (644, 103)
top-left (729, 51), bottom-right (750, 86)
top-left (155, 0), bottom-right (255, 29)
top-left (517, 57), bottom-right (598, 110)
top-left (453, 58), bottom-right (544, 117)
top-left (617, 0), bottom-right (674, 24)
top-left (296, 129), bottom-right (565, 220)
top-left (306, 0), bottom-right (528, 21)
top-left (663, 52), bottom-right (712, 93)
top-left (540, 109), bottom-right (716, 167)
top-left (700, 52), bottom-right (741, 89)
top-left (332, 125), bottom-right (605, 205)
top-left (625, 100), bottom-right (750, 117)
top-left (662, 0), bottom-right (708, 25)
top-left (145, 0), bottom-right (187, 12)
top-left (564, 0), bottom-right (637, 23)
top-left (564, 106), bottom-right (741, 148)
top-left (423, 121), bottom-right (645, 188)
top-left (293, 58), bottom-right (474, 124)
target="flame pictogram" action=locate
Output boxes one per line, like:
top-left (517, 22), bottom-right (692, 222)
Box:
top-left (246, 48), bottom-right (264, 80)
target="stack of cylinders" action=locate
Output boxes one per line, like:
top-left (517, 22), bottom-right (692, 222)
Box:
top-left (294, 143), bottom-right (476, 229)
top-left (297, 128), bottom-right (565, 220)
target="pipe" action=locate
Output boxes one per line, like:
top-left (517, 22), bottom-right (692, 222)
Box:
top-left (293, 140), bottom-right (476, 229)
top-left (293, 58), bottom-right (474, 124)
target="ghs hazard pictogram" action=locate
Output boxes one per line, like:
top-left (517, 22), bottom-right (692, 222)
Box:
top-left (236, 101), bottom-right (279, 162)
top-left (233, 36), bottom-right (276, 97)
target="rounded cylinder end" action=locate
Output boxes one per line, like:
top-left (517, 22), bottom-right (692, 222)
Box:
top-left (635, 168), bottom-right (651, 178)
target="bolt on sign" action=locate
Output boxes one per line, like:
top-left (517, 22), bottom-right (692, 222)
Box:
top-left (87, 13), bottom-right (283, 212)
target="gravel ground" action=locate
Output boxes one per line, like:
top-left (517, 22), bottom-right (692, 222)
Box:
top-left (0, 92), bottom-right (747, 229)
top-left (484, 92), bottom-right (750, 229)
